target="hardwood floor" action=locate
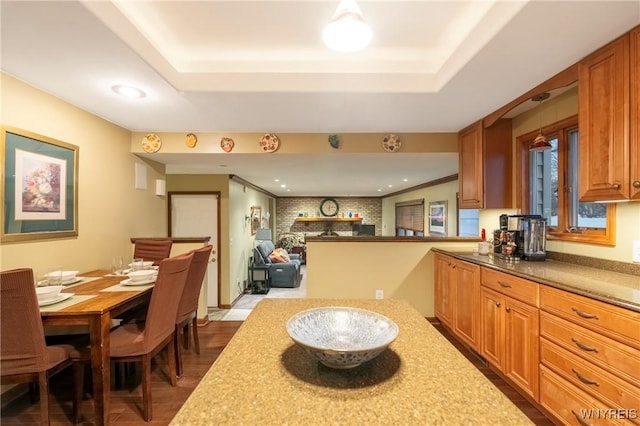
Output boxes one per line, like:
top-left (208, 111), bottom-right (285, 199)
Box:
top-left (1, 320), bottom-right (553, 425)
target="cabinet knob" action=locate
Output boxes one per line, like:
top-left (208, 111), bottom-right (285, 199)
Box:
top-left (633, 180), bottom-right (640, 188)
top-left (505, 306), bottom-right (511, 313)
top-left (611, 183), bottom-right (620, 189)
top-left (495, 301), bottom-right (501, 308)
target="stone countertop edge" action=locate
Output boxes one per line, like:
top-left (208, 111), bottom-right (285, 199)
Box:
top-left (170, 299), bottom-right (534, 426)
top-left (432, 248), bottom-right (640, 313)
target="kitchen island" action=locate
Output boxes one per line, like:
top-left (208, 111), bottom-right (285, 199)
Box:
top-left (171, 298), bottom-right (533, 425)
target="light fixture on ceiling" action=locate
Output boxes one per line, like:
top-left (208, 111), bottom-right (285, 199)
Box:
top-left (323, 0), bottom-right (372, 53)
top-left (530, 92), bottom-right (552, 152)
top-left (111, 85), bottom-right (146, 99)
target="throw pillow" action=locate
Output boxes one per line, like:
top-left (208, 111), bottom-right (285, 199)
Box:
top-left (269, 251), bottom-right (285, 263)
top-left (275, 248), bottom-right (290, 262)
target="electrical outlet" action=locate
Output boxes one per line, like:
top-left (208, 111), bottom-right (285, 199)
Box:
top-left (375, 290), bottom-right (384, 299)
top-left (632, 240), bottom-right (640, 263)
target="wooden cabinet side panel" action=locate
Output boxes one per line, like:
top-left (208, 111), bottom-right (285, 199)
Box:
top-left (483, 119), bottom-right (513, 208)
top-left (631, 26), bottom-right (640, 199)
top-left (458, 121), bottom-right (484, 208)
top-left (579, 34), bottom-right (630, 201)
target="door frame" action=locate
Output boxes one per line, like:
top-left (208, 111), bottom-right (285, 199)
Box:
top-left (167, 191), bottom-right (221, 308)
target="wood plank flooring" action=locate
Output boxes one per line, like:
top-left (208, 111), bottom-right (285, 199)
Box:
top-left (1, 320), bottom-right (553, 425)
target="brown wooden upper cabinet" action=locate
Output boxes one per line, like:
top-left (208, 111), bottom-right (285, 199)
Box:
top-left (458, 119), bottom-right (512, 209)
top-left (579, 26), bottom-right (640, 201)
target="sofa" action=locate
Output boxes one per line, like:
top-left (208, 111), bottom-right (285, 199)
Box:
top-left (253, 240), bottom-right (301, 288)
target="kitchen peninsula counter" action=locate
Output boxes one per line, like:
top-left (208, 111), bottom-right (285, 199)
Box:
top-left (432, 248), bottom-right (640, 312)
top-left (171, 299), bottom-right (533, 425)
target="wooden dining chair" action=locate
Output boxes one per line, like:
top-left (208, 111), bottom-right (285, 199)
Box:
top-left (1, 268), bottom-right (77, 425)
top-left (133, 238), bottom-right (173, 266)
top-left (174, 245), bottom-right (213, 377)
top-left (72, 252), bottom-right (194, 422)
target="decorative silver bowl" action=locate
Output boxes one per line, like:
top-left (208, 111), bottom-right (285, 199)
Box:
top-left (286, 307), bottom-right (399, 369)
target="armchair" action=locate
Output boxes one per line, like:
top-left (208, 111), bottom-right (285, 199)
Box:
top-left (253, 240), bottom-right (301, 288)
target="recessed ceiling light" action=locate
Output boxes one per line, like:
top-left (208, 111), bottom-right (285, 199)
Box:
top-left (280, 184), bottom-right (286, 188)
top-left (274, 178), bottom-right (280, 182)
top-left (377, 189), bottom-right (382, 192)
top-left (403, 178), bottom-right (408, 182)
top-left (388, 184), bottom-right (393, 188)
top-left (111, 85), bottom-right (146, 99)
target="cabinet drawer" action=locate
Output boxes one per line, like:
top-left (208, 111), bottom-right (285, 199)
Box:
top-left (480, 267), bottom-right (539, 306)
top-left (540, 365), bottom-right (629, 425)
top-left (540, 286), bottom-right (640, 350)
top-left (540, 312), bottom-right (640, 387)
top-left (541, 338), bottom-right (640, 422)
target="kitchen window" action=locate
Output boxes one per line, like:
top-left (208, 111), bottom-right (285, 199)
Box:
top-left (395, 199), bottom-right (424, 236)
top-left (516, 115), bottom-right (615, 246)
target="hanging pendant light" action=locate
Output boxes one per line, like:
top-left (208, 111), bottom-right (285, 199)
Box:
top-left (530, 92), bottom-right (552, 152)
top-left (323, 0), bottom-right (372, 53)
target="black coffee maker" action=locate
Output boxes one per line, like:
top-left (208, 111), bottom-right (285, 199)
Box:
top-left (494, 214), bottom-right (545, 260)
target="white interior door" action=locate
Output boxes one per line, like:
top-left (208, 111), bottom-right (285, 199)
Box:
top-left (170, 193), bottom-right (219, 307)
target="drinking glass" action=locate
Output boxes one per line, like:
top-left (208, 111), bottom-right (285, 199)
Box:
top-left (112, 256), bottom-right (124, 275)
top-left (131, 258), bottom-right (144, 272)
top-left (46, 266), bottom-right (63, 286)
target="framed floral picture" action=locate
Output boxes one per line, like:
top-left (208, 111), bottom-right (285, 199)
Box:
top-left (1, 127), bottom-right (79, 242)
top-left (250, 206), bottom-right (261, 235)
top-left (428, 200), bottom-right (447, 236)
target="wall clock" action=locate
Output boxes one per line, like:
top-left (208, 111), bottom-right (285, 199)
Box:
top-left (320, 198), bottom-right (339, 217)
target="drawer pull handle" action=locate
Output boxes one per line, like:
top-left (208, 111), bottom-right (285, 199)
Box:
top-left (571, 307), bottom-right (599, 320)
top-left (571, 338), bottom-right (599, 353)
top-left (498, 281), bottom-right (512, 288)
top-left (571, 410), bottom-right (594, 426)
top-left (571, 368), bottom-right (600, 386)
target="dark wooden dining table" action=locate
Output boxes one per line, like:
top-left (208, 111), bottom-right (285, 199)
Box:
top-left (40, 269), bottom-right (153, 426)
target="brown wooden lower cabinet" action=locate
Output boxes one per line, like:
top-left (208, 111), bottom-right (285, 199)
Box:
top-left (433, 254), bottom-right (640, 426)
top-left (480, 286), bottom-right (539, 401)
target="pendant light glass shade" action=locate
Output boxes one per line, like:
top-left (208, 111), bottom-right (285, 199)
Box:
top-left (323, 0), bottom-right (372, 53)
top-left (530, 93), bottom-right (552, 152)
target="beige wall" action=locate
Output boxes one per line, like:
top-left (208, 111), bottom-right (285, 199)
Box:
top-left (382, 180), bottom-right (459, 237)
top-left (1, 74), bottom-right (166, 277)
top-left (306, 241), bottom-right (477, 317)
top-left (228, 179), bottom-right (273, 305)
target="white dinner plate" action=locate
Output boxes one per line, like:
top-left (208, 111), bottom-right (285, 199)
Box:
top-left (120, 278), bottom-right (156, 286)
top-left (38, 293), bottom-right (74, 307)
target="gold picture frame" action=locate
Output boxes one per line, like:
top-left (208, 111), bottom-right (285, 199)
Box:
top-left (1, 126), bottom-right (79, 243)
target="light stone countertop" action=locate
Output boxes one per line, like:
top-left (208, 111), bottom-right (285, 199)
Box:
top-left (171, 298), bottom-right (533, 426)
top-left (433, 249), bottom-right (640, 312)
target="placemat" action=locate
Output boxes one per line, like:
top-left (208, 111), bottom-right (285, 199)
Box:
top-left (39, 294), bottom-right (96, 312)
top-left (101, 282), bottom-right (155, 292)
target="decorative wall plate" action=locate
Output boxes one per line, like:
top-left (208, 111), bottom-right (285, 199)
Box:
top-left (382, 134), bottom-right (401, 153)
top-left (259, 133), bottom-right (280, 153)
top-left (186, 133), bottom-right (197, 148)
top-left (142, 134), bottom-right (161, 153)
top-left (221, 137), bottom-right (235, 153)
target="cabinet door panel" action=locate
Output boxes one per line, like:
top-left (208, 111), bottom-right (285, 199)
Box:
top-left (434, 254), bottom-right (454, 327)
top-left (631, 26), bottom-right (640, 199)
top-left (458, 122), bottom-right (484, 208)
top-left (579, 34), bottom-right (630, 201)
top-left (452, 260), bottom-right (480, 349)
top-left (504, 297), bottom-right (539, 400)
top-left (480, 287), bottom-right (503, 369)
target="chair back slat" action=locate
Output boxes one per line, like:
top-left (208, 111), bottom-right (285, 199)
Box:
top-left (176, 245), bottom-right (213, 323)
top-left (143, 253), bottom-right (193, 351)
top-left (1, 268), bottom-right (49, 374)
top-left (133, 238), bottom-right (173, 266)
